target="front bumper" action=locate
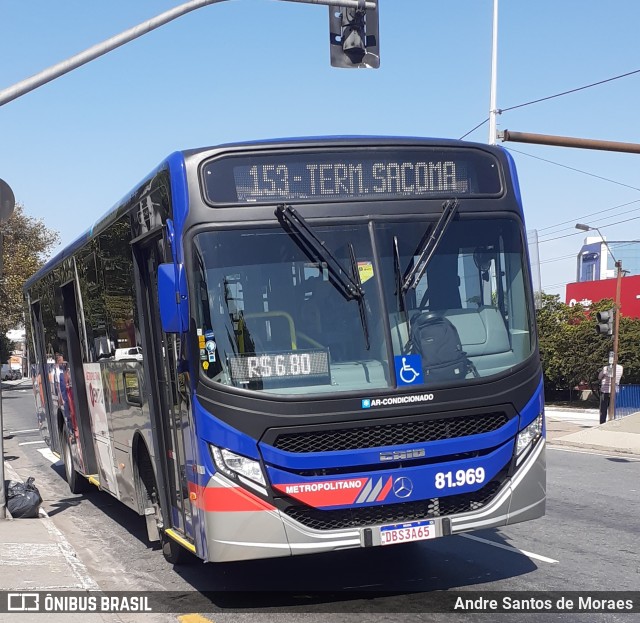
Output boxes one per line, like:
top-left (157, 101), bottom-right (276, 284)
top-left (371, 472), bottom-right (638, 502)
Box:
top-left (200, 438), bottom-right (545, 563)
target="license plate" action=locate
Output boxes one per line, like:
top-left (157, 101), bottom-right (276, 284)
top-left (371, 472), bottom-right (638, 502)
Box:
top-left (379, 519), bottom-right (436, 545)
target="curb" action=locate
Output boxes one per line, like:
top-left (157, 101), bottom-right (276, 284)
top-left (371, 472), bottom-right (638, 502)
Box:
top-left (548, 439), bottom-right (640, 458)
top-left (3, 461), bottom-right (20, 520)
top-left (546, 407), bottom-right (599, 414)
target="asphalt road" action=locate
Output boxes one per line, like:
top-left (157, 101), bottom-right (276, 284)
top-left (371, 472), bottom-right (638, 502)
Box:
top-left (2, 384), bottom-right (639, 622)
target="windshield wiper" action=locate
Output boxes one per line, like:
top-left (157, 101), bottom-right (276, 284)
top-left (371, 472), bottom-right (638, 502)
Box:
top-left (348, 242), bottom-right (370, 350)
top-left (275, 204), bottom-right (369, 350)
top-left (393, 235), bottom-right (406, 313)
top-left (401, 198), bottom-right (460, 293)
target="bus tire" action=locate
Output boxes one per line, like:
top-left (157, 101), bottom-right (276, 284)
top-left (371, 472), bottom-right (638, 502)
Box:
top-left (161, 534), bottom-right (192, 565)
top-left (136, 446), bottom-right (164, 544)
top-left (136, 443), bottom-right (195, 565)
top-left (61, 426), bottom-right (87, 494)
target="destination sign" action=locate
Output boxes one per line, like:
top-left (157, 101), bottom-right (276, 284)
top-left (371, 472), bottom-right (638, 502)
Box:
top-left (202, 148), bottom-right (502, 204)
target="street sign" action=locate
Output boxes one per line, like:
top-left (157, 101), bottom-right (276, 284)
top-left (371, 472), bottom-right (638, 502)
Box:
top-left (0, 179), bottom-right (15, 223)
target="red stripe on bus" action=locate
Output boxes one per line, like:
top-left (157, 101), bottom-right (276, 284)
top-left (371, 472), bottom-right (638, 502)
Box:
top-left (188, 482), bottom-right (275, 512)
top-left (377, 476), bottom-right (393, 501)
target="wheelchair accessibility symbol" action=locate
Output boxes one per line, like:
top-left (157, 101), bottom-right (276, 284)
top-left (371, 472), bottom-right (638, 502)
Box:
top-left (394, 354), bottom-right (423, 386)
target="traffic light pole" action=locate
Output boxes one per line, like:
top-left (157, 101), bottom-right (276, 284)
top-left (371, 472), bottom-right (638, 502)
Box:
top-left (0, 0), bottom-right (377, 108)
top-left (609, 260), bottom-right (623, 421)
top-left (0, 180), bottom-right (16, 520)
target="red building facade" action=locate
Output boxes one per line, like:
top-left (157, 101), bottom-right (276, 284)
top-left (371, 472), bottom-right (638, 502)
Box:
top-left (565, 274), bottom-right (640, 319)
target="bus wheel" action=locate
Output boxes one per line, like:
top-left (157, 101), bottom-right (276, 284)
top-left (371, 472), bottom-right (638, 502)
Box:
top-left (61, 426), bottom-right (86, 494)
top-left (161, 534), bottom-right (191, 565)
top-left (137, 450), bottom-right (163, 544)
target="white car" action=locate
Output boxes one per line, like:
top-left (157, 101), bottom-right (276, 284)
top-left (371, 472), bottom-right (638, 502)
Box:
top-left (114, 347), bottom-right (143, 361)
top-left (1, 364), bottom-right (20, 380)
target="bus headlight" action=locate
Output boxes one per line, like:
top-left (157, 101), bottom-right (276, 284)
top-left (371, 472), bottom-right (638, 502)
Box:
top-left (210, 446), bottom-right (266, 487)
top-left (515, 414), bottom-right (543, 463)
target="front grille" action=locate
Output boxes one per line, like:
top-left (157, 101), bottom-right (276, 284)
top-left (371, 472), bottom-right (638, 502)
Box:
top-left (281, 479), bottom-right (503, 531)
top-left (273, 412), bottom-right (508, 453)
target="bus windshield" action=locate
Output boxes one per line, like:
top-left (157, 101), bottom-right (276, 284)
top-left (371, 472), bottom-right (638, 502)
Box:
top-left (192, 216), bottom-right (533, 395)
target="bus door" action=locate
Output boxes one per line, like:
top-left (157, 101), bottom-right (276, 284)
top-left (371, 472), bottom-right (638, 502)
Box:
top-left (133, 234), bottom-right (193, 540)
top-left (29, 300), bottom-right (56, 450)
top-left (60, 280), bottom-right (98, 476)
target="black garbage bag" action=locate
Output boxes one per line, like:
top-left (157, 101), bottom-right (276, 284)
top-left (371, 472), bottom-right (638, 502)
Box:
top-left (6, 477), bottom-right (42, 518)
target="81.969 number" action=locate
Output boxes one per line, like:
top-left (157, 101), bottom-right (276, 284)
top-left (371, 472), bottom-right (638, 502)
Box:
top-left (434, 467), bottom-right (485, 490)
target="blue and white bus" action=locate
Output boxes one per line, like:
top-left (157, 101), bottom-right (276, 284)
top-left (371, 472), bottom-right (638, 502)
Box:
top-left (25, 137), bottom-right (545, 564)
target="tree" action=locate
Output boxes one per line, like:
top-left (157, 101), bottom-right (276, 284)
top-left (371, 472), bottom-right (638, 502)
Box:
top-left (536, 293), bottom-right (640, 398)
top-left (0, 203), bottom-right (59, 334)
top-left (0, 335), bottom-right (13, 364)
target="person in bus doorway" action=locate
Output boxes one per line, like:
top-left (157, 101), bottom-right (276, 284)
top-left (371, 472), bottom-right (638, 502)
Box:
top-left (598, 363), bottom-right (623, 424)
top-left (53, 353), bottom-right (64, 409)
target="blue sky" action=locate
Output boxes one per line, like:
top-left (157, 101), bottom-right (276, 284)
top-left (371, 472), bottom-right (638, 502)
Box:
top-left (1, 0), bottom-right (640, 297)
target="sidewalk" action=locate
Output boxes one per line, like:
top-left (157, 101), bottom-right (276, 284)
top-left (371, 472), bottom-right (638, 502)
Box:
top-left (0, 464), bottom-right (123, 622)
top-left (1, 465), bottom-right (99, 593)
top-left (546, 405), bottom-right (640, 456)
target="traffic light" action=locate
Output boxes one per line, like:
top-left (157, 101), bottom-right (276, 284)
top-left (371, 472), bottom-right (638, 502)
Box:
top-left (329, 2), bottom-right (380, 68)
top-left (596, 309), bottom-right (614, 336)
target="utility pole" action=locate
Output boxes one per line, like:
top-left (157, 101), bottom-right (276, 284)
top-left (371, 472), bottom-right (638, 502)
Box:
top-left (610, 259), bottom-right (623, 420)
top-left (488, 0), bottom-right (499, 145)
top-left (0, 179), bottom-right (16, 520)
top-left (499, 131), bottom-right (640, 420)
top-left (576, 222), bottom-right (623, 421)
top-left (0, 0), bottom-right (378, 107)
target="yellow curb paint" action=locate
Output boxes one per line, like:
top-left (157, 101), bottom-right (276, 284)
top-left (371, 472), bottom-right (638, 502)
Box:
top-left (178, 615), bottom-right (213, 623)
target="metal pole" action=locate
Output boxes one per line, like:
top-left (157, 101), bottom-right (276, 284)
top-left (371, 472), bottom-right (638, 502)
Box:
top-left (576, 223), bottom-right (624, 422)
top-left (0, 0), bottom-right (376, 107)
top-left (500, 130), bottom-right (640, 154)
top-left (285, 0), bottom-right (376, 6)
top-left (488, 0), bottom-right (499, 145)
top-left (609, 260), bottom-right (623, 421)
top-left (0, 0), bottom-right (223, 107)
top-left (0, 182), bottom-right (15, 520)
top-left (0, 376), bottom-right (5, 519)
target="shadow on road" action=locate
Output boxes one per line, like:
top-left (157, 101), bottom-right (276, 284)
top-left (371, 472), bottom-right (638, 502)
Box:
top-left (42, 460), bottom-right (538, 612)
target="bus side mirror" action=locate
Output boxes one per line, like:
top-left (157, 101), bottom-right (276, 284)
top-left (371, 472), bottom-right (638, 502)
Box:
top-left (158, 263), bottom-right (188, 333)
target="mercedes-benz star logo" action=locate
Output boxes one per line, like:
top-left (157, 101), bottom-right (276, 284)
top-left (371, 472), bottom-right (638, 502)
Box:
top-left (393, 476), bottom-right (413, 499)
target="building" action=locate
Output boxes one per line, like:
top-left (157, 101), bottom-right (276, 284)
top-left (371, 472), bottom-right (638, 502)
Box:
top-left (6, 327), bottom-right (27, 376)
top-left (576, 236), bottom-right (640, 282)
top-left (566, 236), bottom-right (640, 319)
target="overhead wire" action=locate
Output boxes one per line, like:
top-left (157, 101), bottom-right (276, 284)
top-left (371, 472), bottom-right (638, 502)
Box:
top-left (506, 148), bottom-right (640, 194)
top-left (537, 200), bottom-right (640, 242)
top-left (458, 68), bottom-right (640, 292)
top-left (536, 198), bottom-right (640, 235)
top-left (539, 214), bottom-right (640, 244)
top-left (459, 67), bottom-right (640, 140)
top-left (500, 68), bottom-right (640, 113)
top-left (540, 240), bottom-right (640, 265)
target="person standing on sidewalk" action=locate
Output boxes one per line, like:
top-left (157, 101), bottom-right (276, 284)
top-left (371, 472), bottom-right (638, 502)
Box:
top-left (598, 363), bottom-right (623, 424)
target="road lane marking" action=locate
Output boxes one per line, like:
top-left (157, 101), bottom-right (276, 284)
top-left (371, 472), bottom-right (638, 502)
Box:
top-left (18, 440), bottom-right (46, 445)
top-left (38, 447), bottom-right (62, 464)
top-left (178, 615), bottom-right (214, 623)
top-left (549, 446), bottom-right (640, 461)
top-left (9, 428), bottom-right (40, 434)
top-left (459, 533), bottom-right (559, 564)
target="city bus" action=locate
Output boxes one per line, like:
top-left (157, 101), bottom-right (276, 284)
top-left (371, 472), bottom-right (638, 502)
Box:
top-left (24, 137), bottom-right (545, 564)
